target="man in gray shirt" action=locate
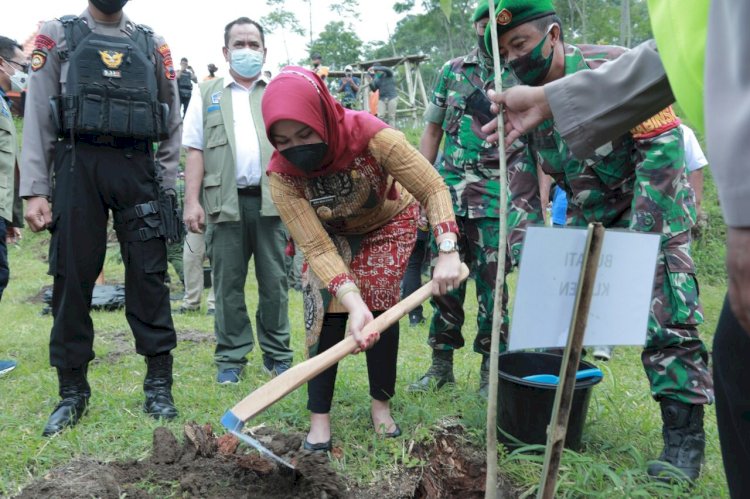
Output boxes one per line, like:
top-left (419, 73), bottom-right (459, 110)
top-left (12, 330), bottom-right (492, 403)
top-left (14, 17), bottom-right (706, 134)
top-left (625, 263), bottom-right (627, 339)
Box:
top-left (21, 0), bottom-right (182, 437)
top-left (369, 65), bottom-right (397, 125)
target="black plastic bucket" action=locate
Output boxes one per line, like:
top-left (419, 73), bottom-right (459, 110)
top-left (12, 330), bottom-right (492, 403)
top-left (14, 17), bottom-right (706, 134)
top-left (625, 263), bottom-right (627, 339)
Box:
top-left (496, 352), bottom-right (601, 451)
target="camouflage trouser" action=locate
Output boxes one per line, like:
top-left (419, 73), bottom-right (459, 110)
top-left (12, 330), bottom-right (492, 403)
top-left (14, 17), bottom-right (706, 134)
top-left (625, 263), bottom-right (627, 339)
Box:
top-left (643, 230), bottom-right (713, 405)
top-left (428, 217), bottom-right (509, 355)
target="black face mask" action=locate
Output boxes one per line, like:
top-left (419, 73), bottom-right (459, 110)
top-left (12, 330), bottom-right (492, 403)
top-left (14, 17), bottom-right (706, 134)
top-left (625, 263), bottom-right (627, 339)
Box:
top-left (90, 0), bottom-right (129, 15)
top-left (477, 34), bottom-right (490, 56)
top-left (280, 143), bottom-right (329, 174)
top-left (505, 27), bottom-right (554, 86)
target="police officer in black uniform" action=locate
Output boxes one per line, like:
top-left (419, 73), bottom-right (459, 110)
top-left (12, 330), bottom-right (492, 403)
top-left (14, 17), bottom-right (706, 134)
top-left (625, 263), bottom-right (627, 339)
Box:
top-left (20, 0), bottom-right (183, 436)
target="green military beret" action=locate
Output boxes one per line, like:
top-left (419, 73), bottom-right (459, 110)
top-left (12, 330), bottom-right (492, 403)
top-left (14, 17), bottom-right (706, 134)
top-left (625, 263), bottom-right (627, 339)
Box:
top-left (471, 0), bottom-right (490, 22)
top-left (492, 0), bottom-right (555, 36)
top-left (484, 0), bottom-right (555, 53)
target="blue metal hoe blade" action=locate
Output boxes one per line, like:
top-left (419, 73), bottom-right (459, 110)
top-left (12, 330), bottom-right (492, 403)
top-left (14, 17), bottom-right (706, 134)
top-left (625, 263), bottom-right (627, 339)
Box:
top-left (221, 410), bottom-right (296, 469)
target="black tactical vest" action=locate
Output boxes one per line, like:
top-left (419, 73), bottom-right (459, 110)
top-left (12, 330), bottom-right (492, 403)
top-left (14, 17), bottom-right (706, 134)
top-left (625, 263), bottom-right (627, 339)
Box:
top-left (59, 16), bottom-right (168, 140)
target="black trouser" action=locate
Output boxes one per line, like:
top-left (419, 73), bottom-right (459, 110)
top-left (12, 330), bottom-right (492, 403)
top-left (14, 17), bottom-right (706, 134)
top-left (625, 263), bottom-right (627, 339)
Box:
top-left (180, 95), bottom-right (190, 116)
top-left (713, 295), bottom-right (750, 498)
top-left (48, 139), bottom-right (176, 368)
top-left (0, 217), bottom-right (8, 301)
top-left (401, 236), bottom-right (428, 318)
top-left (307, 312), bottom-right (399, 414)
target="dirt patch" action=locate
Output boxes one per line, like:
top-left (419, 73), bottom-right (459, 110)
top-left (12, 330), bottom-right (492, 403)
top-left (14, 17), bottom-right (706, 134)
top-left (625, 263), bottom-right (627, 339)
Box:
top-left (90, 329), bottom-right (212, 365)
top-left (90, 330), bottom-right (134, 365)
top-left (414, 423), bottom-right (520, 499)
top-left (178, 329), bottom-right (213, 344)
top-left (15, 422), bottom-right (517, 498)
top-left (16, 423), bottom-right (346, 499)
top-left (27, 285), bottom-right (52, 305)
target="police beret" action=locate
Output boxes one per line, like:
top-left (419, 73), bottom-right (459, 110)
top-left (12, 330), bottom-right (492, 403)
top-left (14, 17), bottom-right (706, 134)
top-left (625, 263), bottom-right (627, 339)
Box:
top-left (491, 0), bottom-right (555, 36)
top-left (471, 0), bottom-right (490, 22)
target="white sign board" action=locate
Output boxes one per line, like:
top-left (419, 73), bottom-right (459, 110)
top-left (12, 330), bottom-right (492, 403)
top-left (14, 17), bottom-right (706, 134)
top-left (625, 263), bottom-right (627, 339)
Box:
top-left (508, 227), bottom-right (661, 351)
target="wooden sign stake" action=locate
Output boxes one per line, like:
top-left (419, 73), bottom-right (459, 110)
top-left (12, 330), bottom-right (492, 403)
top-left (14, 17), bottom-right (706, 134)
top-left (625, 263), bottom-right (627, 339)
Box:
top-left (537, 222), bottom-right (605, 499)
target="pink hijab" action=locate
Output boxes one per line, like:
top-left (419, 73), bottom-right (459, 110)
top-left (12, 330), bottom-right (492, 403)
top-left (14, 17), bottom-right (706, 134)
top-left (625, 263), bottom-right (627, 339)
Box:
top-left (262, 66), bottom-right (388, 177)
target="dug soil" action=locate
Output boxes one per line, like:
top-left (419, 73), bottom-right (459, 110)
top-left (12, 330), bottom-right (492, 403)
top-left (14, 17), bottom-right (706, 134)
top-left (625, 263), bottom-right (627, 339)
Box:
top-left (15, 422), bottom-right (519, 498)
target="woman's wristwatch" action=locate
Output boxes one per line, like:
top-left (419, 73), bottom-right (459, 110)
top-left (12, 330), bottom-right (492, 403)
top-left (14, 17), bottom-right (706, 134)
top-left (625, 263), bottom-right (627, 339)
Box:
top-left (438, 239), bottom-right (459, 253)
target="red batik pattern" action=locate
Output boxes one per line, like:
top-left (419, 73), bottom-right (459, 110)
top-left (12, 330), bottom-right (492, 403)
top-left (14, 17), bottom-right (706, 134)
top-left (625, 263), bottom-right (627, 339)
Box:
top-left (349, 203), bottom-right (419, 310)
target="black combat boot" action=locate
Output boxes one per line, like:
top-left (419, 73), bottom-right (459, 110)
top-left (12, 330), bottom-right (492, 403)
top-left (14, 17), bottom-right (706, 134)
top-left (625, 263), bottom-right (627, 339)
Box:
top-left (647, 399), bottom-right (705, 483)
top-left (407, 349), bottom-right (455, 392)
top-left (143, 353), bottom-right (178, 420)
top-left (42, 365), bottom-right (90, 437)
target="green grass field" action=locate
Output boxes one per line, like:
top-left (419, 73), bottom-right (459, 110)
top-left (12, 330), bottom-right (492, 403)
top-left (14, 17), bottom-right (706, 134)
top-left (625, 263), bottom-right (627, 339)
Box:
top-left (1, 122), bottom-right (730, 497)
top-left (1, 233), bottom-right (729, 496)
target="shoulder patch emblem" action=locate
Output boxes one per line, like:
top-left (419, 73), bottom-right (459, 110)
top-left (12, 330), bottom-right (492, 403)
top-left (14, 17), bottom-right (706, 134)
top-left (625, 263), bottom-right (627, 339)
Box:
top-left (497, 9), bottom-right (512, 25)
top-left (630, 105), bottom-right (681, 139)
top-left (157, 43), bottom-right (175, 80)
top-left (31, 49), bottom-right (47, 72)
top-left (34, 34), bottom-right (56, 51)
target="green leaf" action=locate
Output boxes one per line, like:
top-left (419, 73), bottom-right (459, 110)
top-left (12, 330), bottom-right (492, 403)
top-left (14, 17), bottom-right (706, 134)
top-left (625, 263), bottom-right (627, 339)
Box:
top-left (439, 0), bottom-right (452, 19)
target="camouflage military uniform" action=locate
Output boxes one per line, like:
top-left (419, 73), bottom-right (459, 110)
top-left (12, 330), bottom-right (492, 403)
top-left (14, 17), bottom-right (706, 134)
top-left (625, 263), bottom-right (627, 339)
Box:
top-left (507, 44), bottom-right (713, 405)
top-left (424, 48), bottom-right (509, 355)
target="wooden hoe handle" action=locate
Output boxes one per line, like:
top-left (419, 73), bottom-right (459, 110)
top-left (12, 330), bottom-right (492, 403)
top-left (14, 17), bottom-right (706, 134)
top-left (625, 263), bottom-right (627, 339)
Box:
top-left (227, 262), bottom-right (471, 423)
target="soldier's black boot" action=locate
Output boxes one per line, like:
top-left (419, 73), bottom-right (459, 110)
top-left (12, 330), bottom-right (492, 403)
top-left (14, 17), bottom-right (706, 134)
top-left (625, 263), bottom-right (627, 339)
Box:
top-left (478, 355), bottom-right (490, 399)
top-left (42, 365), bottom-right (90, 437)
top-left (407, 349), bottom-right (455, 392)
top-left (143, 353), bottom-right (178, 420)
top-left (647, 399), bottom-right (705, 483)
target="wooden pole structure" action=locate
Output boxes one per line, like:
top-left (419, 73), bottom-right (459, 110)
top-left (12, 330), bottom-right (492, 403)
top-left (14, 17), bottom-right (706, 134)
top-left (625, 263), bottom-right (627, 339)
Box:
top-left (537, 222), bottom-right (605, 499)
top-left (403, 59), bottom-right (417, 122)
top-left (485, 0), bottom-right (509, 495)
top-left (415, 67), bottom-right (428, 109)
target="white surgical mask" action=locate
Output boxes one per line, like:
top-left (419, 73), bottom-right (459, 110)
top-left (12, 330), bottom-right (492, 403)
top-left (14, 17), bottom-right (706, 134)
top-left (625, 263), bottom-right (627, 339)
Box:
top-left (10, 70), bottom-right (28, 92)
top-left (1, 64), bottom-right (28, 92)
top-left (230, 48), bottom-right (263, 79)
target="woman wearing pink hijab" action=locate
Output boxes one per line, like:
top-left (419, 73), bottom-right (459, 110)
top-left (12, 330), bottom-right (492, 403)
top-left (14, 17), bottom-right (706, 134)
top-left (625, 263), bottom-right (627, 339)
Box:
top-left (262, 67), bottom-right (461, 452)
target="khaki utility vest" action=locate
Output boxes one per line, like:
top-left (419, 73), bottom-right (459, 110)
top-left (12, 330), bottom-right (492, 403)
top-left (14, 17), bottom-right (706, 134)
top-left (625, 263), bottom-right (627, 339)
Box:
top-left (199, 77), bottom-right (277, 223)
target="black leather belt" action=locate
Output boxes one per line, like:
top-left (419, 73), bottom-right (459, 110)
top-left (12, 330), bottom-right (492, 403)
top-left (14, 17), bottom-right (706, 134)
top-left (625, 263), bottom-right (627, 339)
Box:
top-left (237, 185), bottom-right (261, 196)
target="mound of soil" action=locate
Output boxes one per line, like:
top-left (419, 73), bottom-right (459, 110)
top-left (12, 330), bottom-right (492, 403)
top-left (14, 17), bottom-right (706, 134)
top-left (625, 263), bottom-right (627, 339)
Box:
top-left (16, 423), bottom-right (344, 499)
top-left (413, 423), bottom-right (519, 498)
top-left (15, 422), bottom-right (518, 498)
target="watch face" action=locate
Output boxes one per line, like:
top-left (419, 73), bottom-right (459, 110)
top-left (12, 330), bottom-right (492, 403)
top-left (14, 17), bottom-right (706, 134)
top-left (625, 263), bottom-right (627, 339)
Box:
top-left (440, 240), bottom-right (457, 252)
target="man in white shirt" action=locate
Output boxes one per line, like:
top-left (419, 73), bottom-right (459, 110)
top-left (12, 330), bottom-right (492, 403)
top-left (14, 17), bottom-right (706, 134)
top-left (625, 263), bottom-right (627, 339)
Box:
top-left (182, 17), bottom-right (291, 384)
top-left (681, 124), bottom-right (707, 217)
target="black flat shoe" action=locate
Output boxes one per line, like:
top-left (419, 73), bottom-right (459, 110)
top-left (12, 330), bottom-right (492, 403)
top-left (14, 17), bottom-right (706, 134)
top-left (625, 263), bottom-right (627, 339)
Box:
top-left (373, 418), bottom-right (402, 438)
top-left (384, 424), bottom-right (401, 438)
top-left (303, 439), bottom-right (332, 452)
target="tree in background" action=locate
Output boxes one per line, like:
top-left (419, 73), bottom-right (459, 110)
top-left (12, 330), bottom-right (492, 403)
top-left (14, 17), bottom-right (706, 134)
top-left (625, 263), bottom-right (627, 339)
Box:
top-left (261, 0), bottom-right (306, 66)
top-left (554, 0), bottom-right (651, 47)
top-left (307, 21), bottom-right (364, 69)
top-left (330, 0), bottom-right (362, 23)
top-left (363, 0), bottom-right (474, 90)
top-left (363, 0), bottom-right (653, 91)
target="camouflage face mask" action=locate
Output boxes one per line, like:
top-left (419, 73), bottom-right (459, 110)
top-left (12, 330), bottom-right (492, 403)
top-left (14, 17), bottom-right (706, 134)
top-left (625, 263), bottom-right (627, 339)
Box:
top-left (506, 25), bottom-right (554, 86)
